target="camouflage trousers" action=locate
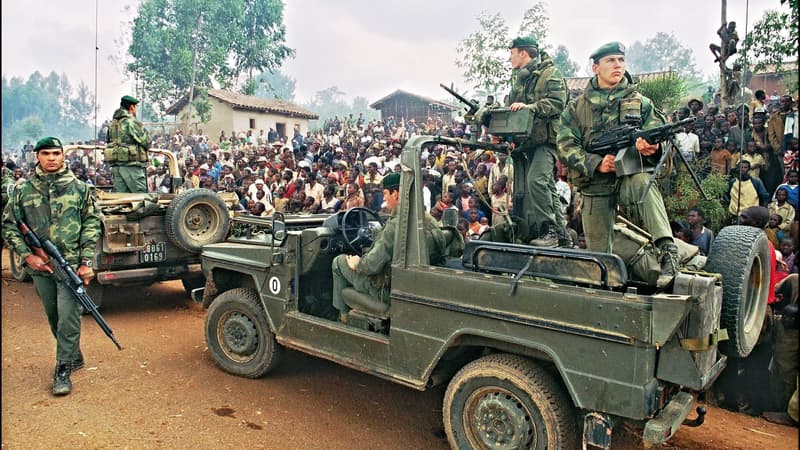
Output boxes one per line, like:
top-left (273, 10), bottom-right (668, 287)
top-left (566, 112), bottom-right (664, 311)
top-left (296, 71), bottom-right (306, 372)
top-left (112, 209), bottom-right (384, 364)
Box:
top-left (111, 165), bottom-right (147, 193)
top-left (520, 144), bottom-right (562, 238)
top-left (32, 274), bottom-right (82, 363)
top-left (331, 254), bottom-right (387, 314)
top-left (581, 172), bottom-right (673, 253)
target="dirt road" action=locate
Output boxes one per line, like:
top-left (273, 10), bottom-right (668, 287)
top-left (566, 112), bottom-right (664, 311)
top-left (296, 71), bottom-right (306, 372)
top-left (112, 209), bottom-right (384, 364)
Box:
top-left (2, 250), bottom-right (797, 449)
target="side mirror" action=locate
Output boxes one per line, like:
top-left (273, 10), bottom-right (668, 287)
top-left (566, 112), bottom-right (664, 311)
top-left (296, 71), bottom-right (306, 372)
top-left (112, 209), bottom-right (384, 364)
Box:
top-left (442, 208), bottom-right (459, 228)
top-left (272, 211), bottom-right (287, 246)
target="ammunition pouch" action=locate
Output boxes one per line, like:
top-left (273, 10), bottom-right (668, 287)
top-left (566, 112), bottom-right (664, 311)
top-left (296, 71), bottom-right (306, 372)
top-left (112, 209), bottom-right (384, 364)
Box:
top-left (105, 144), bottom-right (147, 164)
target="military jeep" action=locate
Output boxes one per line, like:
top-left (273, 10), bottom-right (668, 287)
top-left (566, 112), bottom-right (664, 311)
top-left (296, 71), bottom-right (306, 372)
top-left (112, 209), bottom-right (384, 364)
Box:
top-left (4, 145), bottom-right (235, 306)
top-left (196, 134), bottom-right (769, 449)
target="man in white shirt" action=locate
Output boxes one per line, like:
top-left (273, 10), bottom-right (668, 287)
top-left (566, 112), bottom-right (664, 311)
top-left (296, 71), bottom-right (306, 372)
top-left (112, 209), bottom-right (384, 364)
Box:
top-left (674, 119), bottom-right (700, 165)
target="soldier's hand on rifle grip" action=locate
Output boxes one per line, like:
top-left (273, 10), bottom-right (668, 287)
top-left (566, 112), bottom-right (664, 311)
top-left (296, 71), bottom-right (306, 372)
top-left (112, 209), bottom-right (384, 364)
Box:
top-left (77, 265), bottom-right (95, 286)
top-left (509, 102), bottom-right (526, 112)
top-left (598, 154), bottom-right (617, 174)
top-left (25, 254), bottom-right (53, 273)
top-left (635, 137), bottom-right (659, 156)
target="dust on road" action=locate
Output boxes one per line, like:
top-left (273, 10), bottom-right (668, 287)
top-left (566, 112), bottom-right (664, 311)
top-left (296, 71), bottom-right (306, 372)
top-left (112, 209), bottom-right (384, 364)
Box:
top-left (1, 250), bottom-right (796, 449)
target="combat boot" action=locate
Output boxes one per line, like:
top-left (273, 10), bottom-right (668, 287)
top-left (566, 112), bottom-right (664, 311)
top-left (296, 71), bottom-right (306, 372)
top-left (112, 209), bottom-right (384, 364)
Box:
top-left (657, 243), bottom-right (680, 288)
top-left (71, 351), bottom-right (84, 372)
top-left (557, 227), bottom-right (573, 248)
top-left (52, 362), bottom-right (72, 396)
top-left (530, 226), bottom-right (558, 248)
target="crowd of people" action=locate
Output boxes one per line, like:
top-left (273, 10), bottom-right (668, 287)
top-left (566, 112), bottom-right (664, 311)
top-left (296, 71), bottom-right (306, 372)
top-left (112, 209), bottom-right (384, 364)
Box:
top-left (2, 68), bottom-right (798, 421)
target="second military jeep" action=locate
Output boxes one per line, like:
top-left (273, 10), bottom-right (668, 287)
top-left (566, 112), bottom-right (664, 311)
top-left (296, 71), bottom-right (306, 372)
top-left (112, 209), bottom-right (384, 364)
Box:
top-left (195, 134), bottom-right (769, 449)
top-left (6, 145), bottom-right (236, 307)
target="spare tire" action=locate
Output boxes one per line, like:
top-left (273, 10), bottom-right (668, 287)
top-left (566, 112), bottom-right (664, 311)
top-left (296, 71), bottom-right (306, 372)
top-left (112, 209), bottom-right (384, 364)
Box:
top-left (165, 189), bottom-right (230, 253)
top-left (706, 225), bottom-right (771, 358)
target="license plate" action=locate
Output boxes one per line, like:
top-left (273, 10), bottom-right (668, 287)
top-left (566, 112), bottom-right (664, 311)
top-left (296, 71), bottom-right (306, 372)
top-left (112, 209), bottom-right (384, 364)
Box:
top-left (139, 242), bottom-right (166, 263)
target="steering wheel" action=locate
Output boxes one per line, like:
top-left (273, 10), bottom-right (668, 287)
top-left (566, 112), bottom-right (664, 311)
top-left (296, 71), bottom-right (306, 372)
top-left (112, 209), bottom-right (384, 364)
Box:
top-left (341, 207), bottom-right (385, 253)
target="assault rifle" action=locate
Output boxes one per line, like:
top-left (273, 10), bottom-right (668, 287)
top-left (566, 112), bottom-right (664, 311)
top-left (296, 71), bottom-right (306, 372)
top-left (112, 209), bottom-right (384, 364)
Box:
top-left (440, 83), bottom-right (480, 117)
top-left (17, 220), bottom-right (123, 350)
top-left (586, 117), bottom-right (707, 203)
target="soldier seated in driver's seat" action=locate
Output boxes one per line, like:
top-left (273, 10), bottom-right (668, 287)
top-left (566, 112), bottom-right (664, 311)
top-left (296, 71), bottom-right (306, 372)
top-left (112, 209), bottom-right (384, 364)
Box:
top-left (331, 172), bottom-right (446, 322)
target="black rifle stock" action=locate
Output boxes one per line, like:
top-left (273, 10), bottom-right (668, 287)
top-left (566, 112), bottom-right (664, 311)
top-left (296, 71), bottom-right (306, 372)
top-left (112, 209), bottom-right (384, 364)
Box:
top-left (17, 220), bottom-right (123, 350)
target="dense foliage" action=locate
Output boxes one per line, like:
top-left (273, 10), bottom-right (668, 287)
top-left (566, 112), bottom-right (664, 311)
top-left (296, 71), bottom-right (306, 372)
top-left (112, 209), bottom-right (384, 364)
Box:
top-left (126, 0), bottom-right (294, 116)
top-left (2, 72), bottom-right (95, 148)
top-left (742, 0), bottom-right (799, 94)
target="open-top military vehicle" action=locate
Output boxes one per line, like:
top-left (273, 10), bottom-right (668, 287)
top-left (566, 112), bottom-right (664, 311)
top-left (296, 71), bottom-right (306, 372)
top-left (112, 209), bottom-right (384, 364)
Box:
top-left (8, 145), bottom-right (235, 307)
top-left (195, 125), bottom-right (769, 448)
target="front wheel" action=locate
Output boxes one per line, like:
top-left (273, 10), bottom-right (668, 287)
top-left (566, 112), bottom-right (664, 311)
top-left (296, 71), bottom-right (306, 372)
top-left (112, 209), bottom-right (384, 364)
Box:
top-left (443, 354), bottom-right (577, 450)
top-left (205, 288), bottom-right (283, 378)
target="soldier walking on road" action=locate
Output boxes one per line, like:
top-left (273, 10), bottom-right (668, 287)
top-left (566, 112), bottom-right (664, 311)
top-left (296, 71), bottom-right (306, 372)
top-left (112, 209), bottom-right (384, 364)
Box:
top-left (106, 95), bottom-right (151, 192)
top-left (557, 42), bottom-right (679, 287)
top-left (505, 36), bottom-right (569, 247)
top-left (2, 137), bottom-right (102, 395)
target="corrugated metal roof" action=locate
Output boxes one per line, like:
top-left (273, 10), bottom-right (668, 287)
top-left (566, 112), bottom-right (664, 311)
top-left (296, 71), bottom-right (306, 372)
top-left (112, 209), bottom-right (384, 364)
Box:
top-left (165, 89), bottom-right (319, 119)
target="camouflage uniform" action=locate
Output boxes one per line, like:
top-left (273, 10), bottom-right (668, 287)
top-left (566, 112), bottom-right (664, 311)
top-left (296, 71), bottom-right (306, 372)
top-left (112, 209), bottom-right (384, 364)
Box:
top-left (106, 107), bottom-right (151, 193)
top-left (2, 164), bottom-right (102, 364)
top-left (1, 165), bottom-right (13, 210)
top-left (507, 53), bottom-right (568, 243)
top-left (332, 214), bottom-right (446, 315)
top-left (557, 73), bottom-right (673, 254)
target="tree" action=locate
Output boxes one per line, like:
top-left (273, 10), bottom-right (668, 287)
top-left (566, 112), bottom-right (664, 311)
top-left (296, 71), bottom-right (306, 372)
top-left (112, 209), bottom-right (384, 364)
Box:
top-left (636, 72), bottom-right (687, 114)
top-left (625, 32), bottom-right (700, 79)
top-left (742, 0), bottom-right (799, 94)
top-left (517, 1), bottom-right (550, 49)
top-left (127, 0), bottom-right (294, 115)
top-left (455, 12), bottom-right (510, 96)
top-left (552, 45), bottom-right (579, 77)
top-left (253, 71), bottom-right (296, 101)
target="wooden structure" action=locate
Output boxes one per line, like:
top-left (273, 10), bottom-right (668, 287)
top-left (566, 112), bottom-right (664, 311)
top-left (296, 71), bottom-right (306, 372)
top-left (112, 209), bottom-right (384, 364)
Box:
top-left (748, 61), bottom-right (798, 98)
top-left (369, 90), bottom-right (458, 125)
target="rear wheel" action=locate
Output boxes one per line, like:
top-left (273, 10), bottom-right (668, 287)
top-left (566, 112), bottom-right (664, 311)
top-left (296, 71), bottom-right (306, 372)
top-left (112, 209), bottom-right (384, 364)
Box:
top-left (706, 225), bottom-right (771, 358)
top-left (8, 248), bottom-right (31, 282)
top-left (205, 288), bottom-right (283, 378)
top-left (443, 354), bottom-right (577, 450)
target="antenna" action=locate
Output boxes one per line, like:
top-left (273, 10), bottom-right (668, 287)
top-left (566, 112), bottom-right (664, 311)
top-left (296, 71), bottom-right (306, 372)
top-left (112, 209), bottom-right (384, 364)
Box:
top-left (94, 0), bottom-right (99, 142)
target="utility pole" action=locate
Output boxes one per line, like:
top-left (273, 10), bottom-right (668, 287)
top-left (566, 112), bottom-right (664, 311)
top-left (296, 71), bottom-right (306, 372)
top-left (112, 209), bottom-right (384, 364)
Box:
top-left (187, 11), bottom-right (202, 133)
top-left (719, 0), bottom-right (728, 108)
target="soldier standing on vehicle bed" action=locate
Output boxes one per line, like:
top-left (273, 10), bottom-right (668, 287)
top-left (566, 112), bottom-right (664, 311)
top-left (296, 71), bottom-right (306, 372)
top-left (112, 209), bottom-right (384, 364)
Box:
top-left (556, 42), bottom-right (679, 287)
top-left (505, 36), bottom-right (569, 247)
top-left (1, 137), bottom-right (102, 396)
top-left (105, 95), bottom-right (151, 192)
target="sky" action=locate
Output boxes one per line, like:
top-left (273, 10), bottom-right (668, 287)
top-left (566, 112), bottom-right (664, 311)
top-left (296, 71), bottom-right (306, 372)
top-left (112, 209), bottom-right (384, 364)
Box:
top-left (1, 0), bottom-right (780, 124)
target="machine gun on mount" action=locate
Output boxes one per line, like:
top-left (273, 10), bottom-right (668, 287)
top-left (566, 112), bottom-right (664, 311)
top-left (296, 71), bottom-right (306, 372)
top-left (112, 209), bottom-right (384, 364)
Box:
top-left (586, 117), bottom-right (708, 203)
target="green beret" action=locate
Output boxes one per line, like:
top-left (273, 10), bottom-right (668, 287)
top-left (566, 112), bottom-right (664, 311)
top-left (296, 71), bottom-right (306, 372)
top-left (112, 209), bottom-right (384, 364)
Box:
top-left (33, 136), bottom-right (63, 152)
top-left (121, 95), bottom-right (139, 105)
top-left (508, 36), bottom-right (538, 49)
top-left (590, 41), bottom-right (626, 62)
top-left (382, 172), bottom-right (401, 190)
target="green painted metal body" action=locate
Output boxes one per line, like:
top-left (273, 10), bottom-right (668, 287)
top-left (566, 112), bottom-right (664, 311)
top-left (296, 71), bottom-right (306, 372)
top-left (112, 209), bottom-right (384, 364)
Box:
top-left (200, 135), bottom-right (727, 442)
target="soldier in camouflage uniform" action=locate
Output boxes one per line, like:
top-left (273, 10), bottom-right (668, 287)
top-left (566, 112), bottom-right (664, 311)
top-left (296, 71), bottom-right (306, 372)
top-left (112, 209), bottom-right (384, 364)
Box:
top-left (1, 159), bottom-right (13, 211)
top-left (556, 42), bottom-right (679, 287)
top-left (331, 172), bottom-right (446, 322)
top-left (106, 95), bottom-right (151, 192)
top-left (1, 137), bottom-right (102, 395)
top-left (505, 36), bottom-right (569, 247)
